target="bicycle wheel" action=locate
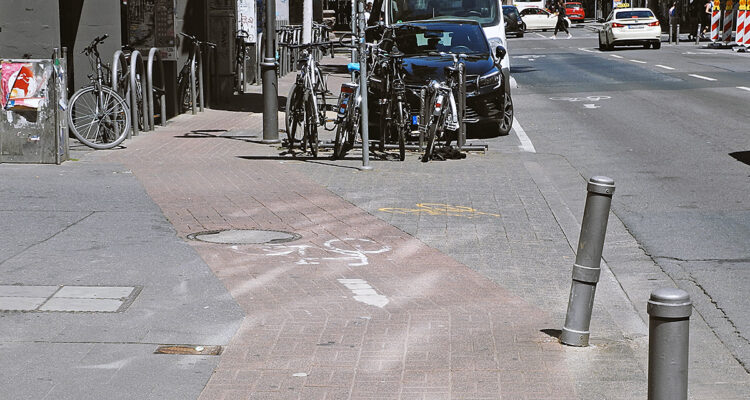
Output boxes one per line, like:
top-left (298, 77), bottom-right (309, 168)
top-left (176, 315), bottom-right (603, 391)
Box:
top-left (379, 102), bottom-right (389, 153)
top-left (422, 111), bottom-right (445, 163)
top-left (67, 85), bottom-right (131, 149)
top-left (178, 73), bottom-right (200, 114)
top-left (305, 91), bottom-right (319, 157)
top-left (285, 84), bottom-right (305, 151)
top-left (396, 106), bottom-right (406, 161)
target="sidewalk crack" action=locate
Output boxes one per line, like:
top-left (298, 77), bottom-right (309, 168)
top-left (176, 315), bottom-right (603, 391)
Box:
top-left (0, 211), bottom-right (96, 268)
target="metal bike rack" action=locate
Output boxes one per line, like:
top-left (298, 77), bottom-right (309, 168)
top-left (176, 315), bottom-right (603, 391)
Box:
top-left (129, 50), bottom-right (150, 135)
top-left (189, 45), bottom-right (204, 114)
top-left (112, 50), bottom-right (131, 138)
top-left (147, 48), bottom-right (167, 129)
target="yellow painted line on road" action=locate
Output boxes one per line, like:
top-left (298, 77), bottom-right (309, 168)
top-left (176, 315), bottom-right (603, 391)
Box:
top-left (689, 74), bottom-right (717, 81)
top-left (378, 203), bottom-right (500, 218)
top-left (655, 64), bottom-right (675, 70)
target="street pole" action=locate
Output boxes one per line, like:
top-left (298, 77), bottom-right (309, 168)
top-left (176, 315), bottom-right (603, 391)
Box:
top-left (303, 0), bottom-right (312, 44)
top-left (351, 0), bottom-right (357, 81)
top-left (261, 0), bottom-right (280, 143)
top-left (357, 0), bottom-right (372, 170)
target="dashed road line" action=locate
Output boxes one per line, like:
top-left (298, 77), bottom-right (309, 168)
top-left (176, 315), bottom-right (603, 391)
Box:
top-left (689, 74), bottom-right (717, 81)
top-left (579, 47), bottom-right (597, 53)
top-left (512, 117), bottom-right (536, 153)
top-left (629, 59), bottom-right (647, 63)
top-left (737, 86), bottom-right (750, 91)
top-left (610, 54), bottom-right (624, 58)
top-left (655, 64), bottom-right (675, 70)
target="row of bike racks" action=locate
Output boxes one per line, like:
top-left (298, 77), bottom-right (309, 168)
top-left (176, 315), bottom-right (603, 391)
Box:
top-left (111, 47), bottom-right (185, 137)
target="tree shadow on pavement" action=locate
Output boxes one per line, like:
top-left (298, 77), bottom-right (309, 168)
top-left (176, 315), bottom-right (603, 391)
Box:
top-left (236, 155), bottom-right (362, 171)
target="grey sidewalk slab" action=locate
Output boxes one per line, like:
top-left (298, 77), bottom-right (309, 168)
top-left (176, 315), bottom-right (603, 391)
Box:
top-left (0, 159), bottom-right (244, 399)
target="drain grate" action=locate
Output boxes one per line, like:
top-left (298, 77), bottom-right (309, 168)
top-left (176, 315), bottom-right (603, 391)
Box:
top-left (187, 229), bottom-right (300, 245)
top-left (154, 345), bottom-right (223, 355)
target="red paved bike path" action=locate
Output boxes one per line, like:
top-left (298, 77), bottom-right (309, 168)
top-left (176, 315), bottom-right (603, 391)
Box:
top-left (107, 110), bottom-right (577, 399)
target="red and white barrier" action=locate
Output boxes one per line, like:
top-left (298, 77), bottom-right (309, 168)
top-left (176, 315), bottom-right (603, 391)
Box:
top-left (744, 13), bottom-right (750, 45)
top-left (738, 11), bottom-right (747, 46)
top-left (722, 9), bottom-right (735, 42)
top-left (711, 9), bottom-right (721, 41)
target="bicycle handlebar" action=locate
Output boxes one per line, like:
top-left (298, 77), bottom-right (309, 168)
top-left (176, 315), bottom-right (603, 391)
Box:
top-left (280, 41), bottom-right (334, 50)
top-left (82, 34), bottom-right (108, 54)
top-left (179, 32), bottom-right (217, 48)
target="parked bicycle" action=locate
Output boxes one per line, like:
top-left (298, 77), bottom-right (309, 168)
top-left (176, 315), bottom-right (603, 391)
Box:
top-left (67, 34), bottom-right (131, 149)
top-left (420, 52), bottom-right (466, 162)
top-left (177, 32), bottom-right (216, 114)
top-left (234, 29), bottom-right (251, 94)
top-left (332, 62), bottom-right (363, 160)
top-left (283, 40), bottom-right (333, 157)
top-left (370, 40), bottom-right (409, 161)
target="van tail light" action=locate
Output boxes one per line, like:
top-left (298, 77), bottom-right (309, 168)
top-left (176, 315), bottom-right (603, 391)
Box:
top-left (648, 21), bottom-right (660, 26)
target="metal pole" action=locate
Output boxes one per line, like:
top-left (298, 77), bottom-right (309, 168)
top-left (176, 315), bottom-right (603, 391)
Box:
top-left (676, 24), bottom-right (680, 45)
top-left (262, 0), bottom-right (280, 143)
top-left (303, 0), bottom-right (313, 44)
top-left (357, 0), bottom-right (372, 170)
top-left (560, 176), bottom-right (615, 347)
top-left (190, 53), bottom-right (197, 115)
top-left (696, 23), bottom-right (702, 44)
top-left (351, 0), bottom-right (357, 81)
top-left (647, 288), bottom-right (692, 400)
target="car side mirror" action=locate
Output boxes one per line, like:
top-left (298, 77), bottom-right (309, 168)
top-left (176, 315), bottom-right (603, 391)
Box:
top-left (495, 45), bottom-right (507, 62)
top-left (597, 18), bottom-right (605, 23)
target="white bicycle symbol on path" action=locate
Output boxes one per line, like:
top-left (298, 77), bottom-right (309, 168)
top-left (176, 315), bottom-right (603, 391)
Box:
top-left (549, 96), bottom-right (611, 102)
top-left (234, 238), bottom-right (391, 267)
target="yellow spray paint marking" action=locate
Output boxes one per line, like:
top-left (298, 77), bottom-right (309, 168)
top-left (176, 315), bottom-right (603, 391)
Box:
top-left (378, 203), bottom-right (500, 218)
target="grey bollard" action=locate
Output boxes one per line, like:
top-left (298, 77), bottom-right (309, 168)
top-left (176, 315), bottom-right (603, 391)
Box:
top-left (648, 288), bottom-right (692, 400)
top-left (560, 176), bottom-right (615, 346)
top-left (676, 24), bottom-right (680, 45)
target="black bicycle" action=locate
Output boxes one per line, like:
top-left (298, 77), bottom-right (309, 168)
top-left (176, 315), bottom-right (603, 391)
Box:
top-left (177, 32), bottom-right (216, 114)
top-left (371, 42), bottom-right (409, 161)
top-left (234, 29), bottom-right (251, 94)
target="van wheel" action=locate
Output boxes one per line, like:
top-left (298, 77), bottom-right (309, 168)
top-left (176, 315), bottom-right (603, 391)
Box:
top-left (652, 40), bottom-right (661, 49)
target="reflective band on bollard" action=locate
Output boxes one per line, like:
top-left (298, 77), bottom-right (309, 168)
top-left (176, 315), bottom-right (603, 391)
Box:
top-left (560, 176), bottom-right (615, 347)
top-left (648, 288), bottom-right (692, 400)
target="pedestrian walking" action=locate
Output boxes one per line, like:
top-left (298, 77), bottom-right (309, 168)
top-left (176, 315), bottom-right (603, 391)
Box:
top-left (552, 0), bottom-right (571, 39)
top-left (669, 1), bottom-right (680, 41)
top-left (703, 0), bottom-right (712, 37)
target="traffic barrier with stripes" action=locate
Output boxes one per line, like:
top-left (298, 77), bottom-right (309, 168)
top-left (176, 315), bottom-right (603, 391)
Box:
top-left (711, 4), bottom-right (721, 42)
top-left (745, 11), bottom-right (750, 45)
top-left (722, 6), bottom-right (735, 43)
top-left (738, 10), bottom-right (746, 46)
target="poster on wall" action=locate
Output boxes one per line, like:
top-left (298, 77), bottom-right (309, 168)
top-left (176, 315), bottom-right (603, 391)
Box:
top-left (238, 0), bottom-right (257, 43)
top-left (277, 0), bottom-right (289, 22)
top-left (128, 0), bottom-right (177, 60)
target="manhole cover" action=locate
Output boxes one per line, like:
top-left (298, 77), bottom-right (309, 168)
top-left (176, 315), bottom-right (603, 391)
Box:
top-left (187, 229), bottom-right (300, 244)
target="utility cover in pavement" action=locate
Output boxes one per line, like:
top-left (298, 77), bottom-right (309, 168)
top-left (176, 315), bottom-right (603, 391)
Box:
top-left (187, 229), bottom-right (301, 244)
top-left (154, 345), bottom-right (223, 355)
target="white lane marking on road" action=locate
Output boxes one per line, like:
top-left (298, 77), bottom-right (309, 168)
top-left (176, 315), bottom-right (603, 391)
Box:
top-left (535, 33), bottom-right (547, 38)
top-left (610, 54), bottom-right (624, 59)
top-left (578, 47), bottom-right (596, 53)
top-left (737, 86), bottom-right (750, 91)
top-left (629, 59), bottom-right (647, 64)
top-left (512, 117), bottom-right (536, 153)
top-left (655, 64), bottom-right (675, 70)
top-left (338, 279), bottom-right (389, 308)
top-left (583, 104), bottom-right (600, 109)
top-left (689, 74), bottom-right (717, 81)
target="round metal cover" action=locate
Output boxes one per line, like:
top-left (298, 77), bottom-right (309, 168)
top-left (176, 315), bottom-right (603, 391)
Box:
top-left (188, 229), bottom-right (300, 244)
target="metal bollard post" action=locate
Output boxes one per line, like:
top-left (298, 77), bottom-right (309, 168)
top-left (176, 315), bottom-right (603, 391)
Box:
top-left (676, 24), bottom-right (680, 45)
top-left (261, 0), bottom-right (280, 143)
top-left (357, 0), bottom-right (372, 170)
top-left (560, 176), bottom-right (615, 346)
top-left (696, 24), bottom-right (702, 45)
top-left (669, 23), bottom-right (674, 44)
top-left (647, 288), bottom-right (692, 400)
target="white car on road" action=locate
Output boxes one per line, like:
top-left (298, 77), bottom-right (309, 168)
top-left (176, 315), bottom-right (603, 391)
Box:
top-left (598, 7), bottom-right (661, 50)
top-left (519, 7), bottom-right (571, 32)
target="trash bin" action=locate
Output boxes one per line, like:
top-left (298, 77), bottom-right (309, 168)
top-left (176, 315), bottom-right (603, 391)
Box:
top-left (0, 48), bottom-right (69, 164)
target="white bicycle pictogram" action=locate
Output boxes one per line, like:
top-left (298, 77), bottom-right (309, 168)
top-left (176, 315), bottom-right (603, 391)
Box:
top-left (234, 238), bottom-right (391, 267)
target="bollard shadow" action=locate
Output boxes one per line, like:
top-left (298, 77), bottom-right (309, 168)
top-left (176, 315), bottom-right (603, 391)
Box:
top-left (540, 329), bottom-right (562, 339)
top-left (174, 129), bottom-right (265, 143)
top-left (729, 151), bottom-right (750, 167)
top-left (236, 155), bottom-right (362, 171)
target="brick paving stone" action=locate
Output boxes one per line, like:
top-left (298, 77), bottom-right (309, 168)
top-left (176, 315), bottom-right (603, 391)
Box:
top-left (104, 109), bottom-right (578, 399)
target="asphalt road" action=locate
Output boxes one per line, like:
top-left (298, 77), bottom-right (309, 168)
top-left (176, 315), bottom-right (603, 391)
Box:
top-left (508, 26), bottom-right (750, 371)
